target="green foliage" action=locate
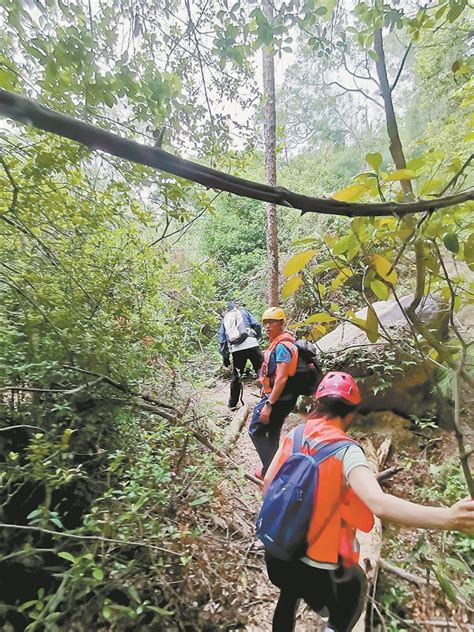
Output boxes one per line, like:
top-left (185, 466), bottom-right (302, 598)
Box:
top-left (202, 187), bottom-right (268, 313)
top-left (0, 20), bottom-right (225, 625)
top-left (1, 0), bottom-right (473, 628)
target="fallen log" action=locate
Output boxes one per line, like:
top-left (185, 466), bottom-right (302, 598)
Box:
top-left (189, 427), bottom-right (263, 487)
top-left (353, 436), bottom-right (392, 632)
top-left (224, 404), bottom-right (250, 447)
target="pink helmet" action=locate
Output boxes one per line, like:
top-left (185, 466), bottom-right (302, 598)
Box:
top-left (315, 372), bottom-right (361, 405)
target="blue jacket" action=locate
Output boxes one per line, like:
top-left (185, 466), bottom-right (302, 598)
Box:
top-left (218, 309), bottom-right (262, 355)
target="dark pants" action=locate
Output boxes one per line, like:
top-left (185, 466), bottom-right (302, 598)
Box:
top-left (249, 396), bottom-right (297, 475)
top-left (265, 554), bottom-right (367, 632)
top-left (229, 346), bottom-right (263, 408)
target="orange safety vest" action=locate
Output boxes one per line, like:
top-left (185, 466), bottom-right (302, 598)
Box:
top-left (268, 416), bottom-right (374, 566)
top-left (259, 332), bottom-right (298, 395)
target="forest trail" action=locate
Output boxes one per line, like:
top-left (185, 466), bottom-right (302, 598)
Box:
top-left (200, 375), bottom-right (327, 631)
top-left (197, 374), bottom-right (474, 632)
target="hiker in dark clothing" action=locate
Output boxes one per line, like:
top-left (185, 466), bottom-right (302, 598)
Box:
top-left (218, 301), bottom-right (263, 409)
top-left (249, 307), bottom-right (298, 479)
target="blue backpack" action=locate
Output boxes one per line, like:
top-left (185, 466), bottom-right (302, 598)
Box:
top-left (256, 424), bottom-right (354, 561)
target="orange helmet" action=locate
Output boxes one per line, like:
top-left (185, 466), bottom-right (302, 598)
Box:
top-left (315, 372), bottom-right (361, 405)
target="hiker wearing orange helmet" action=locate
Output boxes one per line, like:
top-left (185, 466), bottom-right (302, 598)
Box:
top-left (261, 371), bottom-right (474, 632)
top-left (248, 307), bottom-right (298, 480)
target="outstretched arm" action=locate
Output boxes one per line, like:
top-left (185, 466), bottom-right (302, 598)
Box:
top-left (348, 466), bottom-right (474, 534)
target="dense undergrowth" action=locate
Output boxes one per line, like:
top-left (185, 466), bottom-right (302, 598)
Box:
top-left (378, 442), bottom-right (474, 631)
top-left (0, 129), bottom-right (244, 629)
top-left (1, 378), bottom-right (255, 631)
top-left (1, 2), bottom-right (473, 629)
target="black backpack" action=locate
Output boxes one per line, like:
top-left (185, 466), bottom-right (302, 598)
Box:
top-left (283, 340), bottom-right (322, 397)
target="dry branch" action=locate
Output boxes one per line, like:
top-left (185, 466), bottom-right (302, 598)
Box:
top-left (224, 404), bottom-right (250, 447)
top-left (376, 465), bottom-right (403, 483)
top-left (57, 364), bottom-right (263, 487)
top-left (353, 437), bottom-right (392, 632)
top-left (1, 89), bottom-right (472, 217)
top-left (380, 560), bottom-right (427, 586)
top-left (0, 523), bottom-right (183, 556)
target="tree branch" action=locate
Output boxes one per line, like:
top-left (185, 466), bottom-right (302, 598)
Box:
top-left (0, 378), bottom-right (104, 396)
top-left (1, 90), bottom-right (472, 217)
top-left (322, 80), bottom-right (384, 109)
top-left (0, 522), bottom-right (183, 556)
top-left (62, 365), bottom-right (180, 412)
top-left (390, 41), bottom-right (412, 93)
top-left (452, 369), bottom-right (474, 497)
top-left (436, 153), bottom-right (473, 197)
top-left (380, 560), bottom-right (427, 586)
top-left (0, 156), bottom-right (19, 213)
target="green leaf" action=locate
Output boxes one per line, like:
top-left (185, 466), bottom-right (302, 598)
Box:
top-left (445, 557), bottom-right (470, 573)
top-left (305, 312), bottom-right (336, 324)
top-left (57, 551), bottom-right (76, 563)
top-left (292, 236), bottom-right (320, 246)
top-left (434, 568), bottom-right (457, 604)
top-left (347, 311), bottom-right (367, 330)
top-left (283, 250), bottom-right (317, 277)
top-left (370, 280), bottom-right (390, 301)
top-left (332, 235), bottom-right (350, 256)
top-left (372, 254), bottom-right (397, 284)
top-left (0, 67), bottom-right (18, 90)
top-left (365, 152), bottom-right (382, 172)
top-left (282, 276), bottom-right (303, 298)
top-left (447, 2), bottom-right (465, 22)
top-left (190, 495), bottom-right (211, 506)
top-left (128, 586), bottom-right (141, 603)
top-left (365, 306), bottom-right (379, 343)
top-left (464, 233), bottom-right (474, 271)
top-left (331, 267), bottom-right (353, 290)
top-left (49, 515), bottom-right (64, 529)
top-left (383, 169), bottom-right (418, 181)
top-left (92, 567), bottom-right (104, 580)
top-left (310, 324), bottom-right (326, 339)
top-left (148, 605), bottom-right (174, 616)
top-left (443, 233), bottom-right (459, 253)
top-left (332, 183), bottom-right (368, 201)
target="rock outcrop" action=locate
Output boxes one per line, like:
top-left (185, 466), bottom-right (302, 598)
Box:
top-left (316, 294), bottom-right (448, 417)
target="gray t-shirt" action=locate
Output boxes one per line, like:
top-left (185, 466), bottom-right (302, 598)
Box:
top-left (301, 445), bottom-right (369, 570)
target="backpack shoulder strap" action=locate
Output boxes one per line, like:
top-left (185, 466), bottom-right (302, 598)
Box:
top-left (311, 440), bottom-right (356, 466)
top-left (292, 424), bottom-right (306, 454)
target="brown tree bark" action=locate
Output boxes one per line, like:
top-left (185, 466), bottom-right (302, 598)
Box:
top-left (1, 90), bottom-right (471, 216)
top-left (261, 0), bottom-right (279, 305)
top-left (374, 28), bottom-right (413, 196)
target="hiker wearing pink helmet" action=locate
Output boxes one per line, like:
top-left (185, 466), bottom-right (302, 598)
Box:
top-left (259, 371), bottom-right (474, 632)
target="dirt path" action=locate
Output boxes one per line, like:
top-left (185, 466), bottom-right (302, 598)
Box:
top-left (201, 376), bottom-right (327, 631)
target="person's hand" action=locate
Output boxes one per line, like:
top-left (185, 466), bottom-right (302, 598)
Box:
top-left (447, 497), bottom-right (474, 534)
top-left (259, 405), bottom-right (271, 425)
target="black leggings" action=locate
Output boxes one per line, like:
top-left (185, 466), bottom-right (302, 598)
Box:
top-left (265, 554), bottom-right (367, 632)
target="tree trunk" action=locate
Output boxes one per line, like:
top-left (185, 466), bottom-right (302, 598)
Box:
top-left (374, 28), bottom-right (413, 196)
top-left (261, 0), bottom-right (279, 305)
